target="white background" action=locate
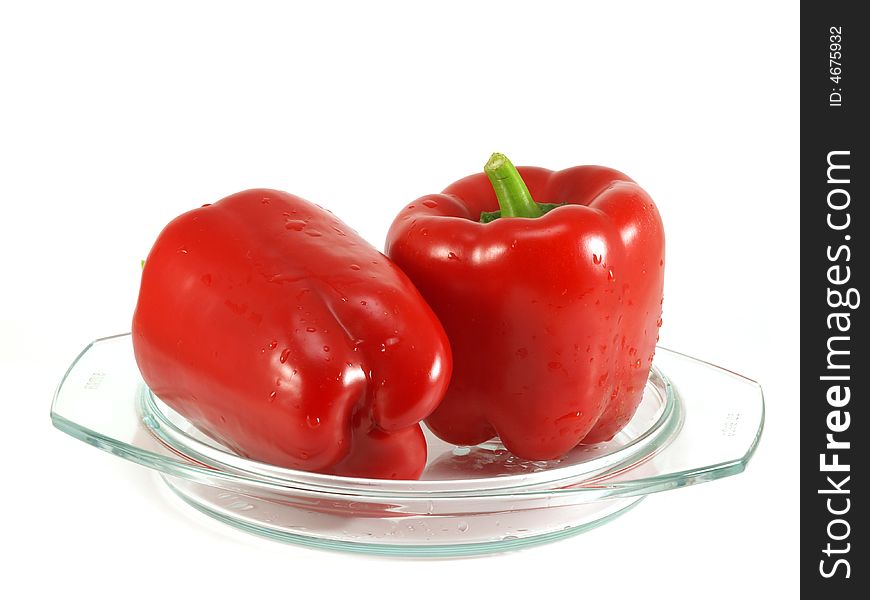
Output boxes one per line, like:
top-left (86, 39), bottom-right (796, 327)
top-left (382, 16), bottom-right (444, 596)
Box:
top-left (1, 1), bottom-right (798, 598)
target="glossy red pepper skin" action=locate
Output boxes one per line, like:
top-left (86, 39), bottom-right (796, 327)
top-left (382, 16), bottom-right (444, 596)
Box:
top-left (385, 166), bottom-right (664, 460)
top-left (133, 189), bottom-right (451, 479)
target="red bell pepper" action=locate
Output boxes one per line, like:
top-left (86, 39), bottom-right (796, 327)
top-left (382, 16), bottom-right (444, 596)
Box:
top-left (133, 189), bottom-right (451, 479)
top-left (385, 154), bottom-right (665, 460)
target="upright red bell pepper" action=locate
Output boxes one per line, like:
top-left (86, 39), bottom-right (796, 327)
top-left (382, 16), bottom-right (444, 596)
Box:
top-left (386, 154), bottom-right (665, 460)
top-left (133, 189), bottom-right (452, 479)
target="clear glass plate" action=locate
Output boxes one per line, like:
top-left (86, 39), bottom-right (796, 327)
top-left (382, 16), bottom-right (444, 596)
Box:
top-left (51, 334), bottom-right (764, 556)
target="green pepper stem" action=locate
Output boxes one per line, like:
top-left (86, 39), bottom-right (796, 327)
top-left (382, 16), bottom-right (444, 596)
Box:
top-left (484, 153), bottom-right (542, 219)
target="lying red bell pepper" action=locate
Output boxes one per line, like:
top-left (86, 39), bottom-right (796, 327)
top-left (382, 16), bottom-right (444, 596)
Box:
top-left (386, 154), bottom-right (665, 460)
top-left (133, 189), bottom-right (451, 479)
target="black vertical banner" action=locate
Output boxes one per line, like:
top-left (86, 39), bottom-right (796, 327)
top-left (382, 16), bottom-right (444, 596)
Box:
top-left (802, 2), bottom-right (866, 595)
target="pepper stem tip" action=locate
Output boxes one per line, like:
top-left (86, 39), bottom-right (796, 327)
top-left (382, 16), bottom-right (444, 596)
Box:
top-left (485, 152), bottom-right (509, 178)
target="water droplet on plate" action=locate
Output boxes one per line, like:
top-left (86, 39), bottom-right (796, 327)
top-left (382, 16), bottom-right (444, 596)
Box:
top-left (457, 521), bottom-right (469, 532)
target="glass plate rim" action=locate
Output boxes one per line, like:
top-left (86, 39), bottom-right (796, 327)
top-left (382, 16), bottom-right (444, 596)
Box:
top-left (50, 334), bottom-right (764, 502)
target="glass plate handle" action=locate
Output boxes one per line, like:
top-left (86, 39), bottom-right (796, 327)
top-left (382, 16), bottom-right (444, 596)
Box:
top-left (50, 334), bottom-right (200, 478)
top-left (580, 347), bottom-right (764, 497)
